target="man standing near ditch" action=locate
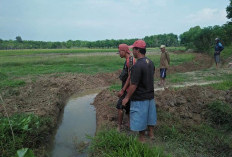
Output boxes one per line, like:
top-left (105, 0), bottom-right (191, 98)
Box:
top-left (122, 40), bottom-right (157, 142)
top-left (116, 44), bottom-right (135, 132)
top-left (214, 38), bottom-right (224, 68)
top-left (158, 45), bottom-right (170, 88)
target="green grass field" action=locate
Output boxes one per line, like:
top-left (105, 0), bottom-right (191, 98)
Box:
top-left (0, 47), bottom-right (185, 56)
top-left (0, 48), bottom-right (194, 90)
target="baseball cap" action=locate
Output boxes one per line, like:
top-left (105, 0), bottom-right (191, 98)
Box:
top-left (129, 40), bottom-right (146, 49)
top-left (160, 45), bottom-right (166, 49)
top-left (215, 38), bottom-right (219, 41)
top-left (118, 44), bottom-right (131, 54)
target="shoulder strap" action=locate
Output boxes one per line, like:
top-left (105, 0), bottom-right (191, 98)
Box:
top-left (129, 56), bottom-right (134, 69)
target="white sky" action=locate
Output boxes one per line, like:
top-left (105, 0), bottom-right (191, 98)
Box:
top-left (0, 0), bottom-right (229, 41)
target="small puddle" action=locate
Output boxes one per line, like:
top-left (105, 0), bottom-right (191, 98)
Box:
top-left (48, 91), bottom-right (98, 157)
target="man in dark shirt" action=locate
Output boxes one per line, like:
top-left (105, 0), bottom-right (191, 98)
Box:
top-left (116, 44), bottom-right (135, 132)
top-left (214, 38), bottom-right (224, 68)
top-left (122, 40), bottom-right (157, 142)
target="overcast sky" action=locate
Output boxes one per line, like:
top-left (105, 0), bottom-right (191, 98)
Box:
top-left (0, 0), bottom-right (229, 41)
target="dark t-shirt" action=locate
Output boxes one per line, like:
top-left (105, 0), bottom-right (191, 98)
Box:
top-left (130, 57), bottom-right (155, 101)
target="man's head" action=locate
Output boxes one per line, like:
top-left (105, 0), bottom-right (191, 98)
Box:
top-left (129, 40), bottom-right (146, 58)
top-left (215, 38), bottom-right (219, 43)
top-left (160, 45), bottom-right (166, 53)
top-left (118, 44), bottom-right (130, 58)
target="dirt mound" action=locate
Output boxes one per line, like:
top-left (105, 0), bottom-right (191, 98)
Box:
top-left (155, 86), bottom-right (231, 124)
top-left (93, 86), bottom-right (231, 130)
top-left (93, 89), bottom-right (119, 131)
top-left (0, 72), bottom-right (119, 128)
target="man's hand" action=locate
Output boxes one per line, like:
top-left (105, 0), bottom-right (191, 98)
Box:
top-left (117, 89), bottom-right (124, 97)
top-left (122, 97), bottom-right (129, 106)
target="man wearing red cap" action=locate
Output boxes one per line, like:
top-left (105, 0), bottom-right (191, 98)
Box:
top-left (122, 40), bottom-right (157, 142)
top-left (116, 44), bottom-right (135, 132)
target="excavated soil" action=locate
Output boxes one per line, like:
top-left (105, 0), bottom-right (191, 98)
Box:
top-left (93, 86), bottom-right (232, 130)
top-left (0, 72), bottom-right (120, 128)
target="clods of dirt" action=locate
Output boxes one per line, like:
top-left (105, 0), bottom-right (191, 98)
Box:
top-left (93, 86), bottom-right (232, 130)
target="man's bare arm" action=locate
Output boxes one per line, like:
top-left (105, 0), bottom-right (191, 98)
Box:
top-left (122, 84), bottom-right (137, 106)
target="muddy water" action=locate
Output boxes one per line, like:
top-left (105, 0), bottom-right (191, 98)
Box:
top-left (49, 93), bottom-right (98, 157)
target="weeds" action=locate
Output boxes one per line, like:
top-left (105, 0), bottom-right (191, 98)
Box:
top-left (155, 108), bottom-right (232, 157)
top-left (89, 129), bottom-right (169, 157)
top-left (0, 114), bottom-right (51, 157)
top-left (206, 101), bottom-right (232, 130)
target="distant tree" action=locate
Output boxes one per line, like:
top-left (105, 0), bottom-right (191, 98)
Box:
top-left (0, 38), bottom-right (3, 43)
top-left (227, 0), bottom-right (232, 20)
top-left (16, 36), bottom-right (23, 43)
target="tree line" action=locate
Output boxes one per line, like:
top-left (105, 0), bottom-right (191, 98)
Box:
top-left (179, 22), bottom-right (232, 52)
top-left (0, 34), bottom-right (179, 50)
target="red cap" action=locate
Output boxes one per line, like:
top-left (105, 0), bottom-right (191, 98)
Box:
top-left (118, 44), bottom-right (131, 53)
top-left (129, 40), bottom-right (146, 49)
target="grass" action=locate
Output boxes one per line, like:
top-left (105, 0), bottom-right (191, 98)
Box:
top-left (0, 48), bottom-right (194, 91)
top-left (109, 84), bottom-right (121, 91)
top-left (0, 47), bottom-right (186, 56)
top-left (0, 114), bottom-right (51, 157)
top-left (221, 45), bottom-right (232, 60)
top-left (206, 101), bottom-right (232, 130)
top-left (0, 48), bottom-right (118, 56)
top-left (206, 80), bottom-right (232, 90)
top-left (167, 73), bottom-right (191, 83)
top-left (89, 129), bottom-right (170, 157)
top-left (155, 108), bottom-right (232, 157)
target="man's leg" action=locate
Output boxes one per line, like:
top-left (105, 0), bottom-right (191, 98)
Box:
top-left (117, 109), bottom-right (124, 131)
top-left (139, 131), bottom-right (146, 142)
top-left (130, 100), bottom-right (148, 142)
top-left (162, 78), bottom-right (165, 88)
top-left (147, 99), bottom-right (157, 139)
top-left (148, 125), bottom-right (155, 139)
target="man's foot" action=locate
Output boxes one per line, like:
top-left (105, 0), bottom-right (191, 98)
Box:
top-left (139, 136), bottom-right (146, 143)
top-left (149, 135), bottom-right (155, 140)
top-left (117, 125), bottom-right (121, 132)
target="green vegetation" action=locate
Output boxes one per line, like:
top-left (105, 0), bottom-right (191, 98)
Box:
top-left (89, 129), bottom-right (169, 157)
top-left (0, 48), bottom-right (118, 56)
top-left (180, 23), bottom-right (232, 52)
top-left (0, 34), bottom-right (180, 50)
top-left (0, 114), bottom-right (51, 157)
top-left (207, 80), bottom-right (232, 90)
top-left (206, 101), bottom-right (232, 130)
top-left (167, 73), bottom-right (191, 83)
top-left (109, 84), bottom-right (121, 91)
top-left (221, 45), bottom-right (232, 60)
top-left (204, 73), bottom-right (232, 81)
top-left (15, 148), bottom-right (35, 157)
top-left (226, 0), bottom-right (232, 19)
top-left (154, 108), bottom-right (232, 157)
